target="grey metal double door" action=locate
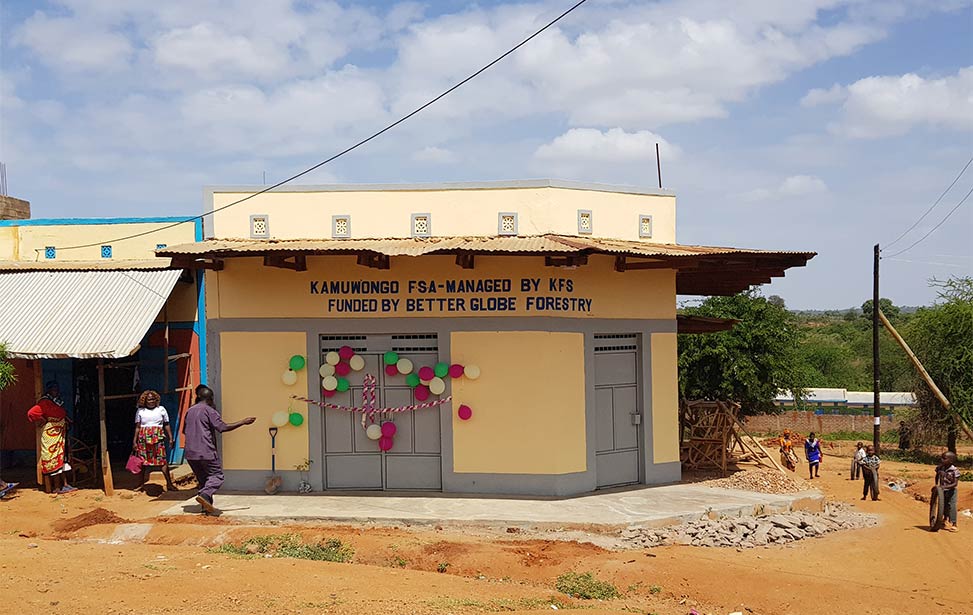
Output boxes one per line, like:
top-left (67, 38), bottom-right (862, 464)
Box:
top-left (321, 335), bottom-right (442, 490)
top-left (594, 335), bottom-right (642, 488)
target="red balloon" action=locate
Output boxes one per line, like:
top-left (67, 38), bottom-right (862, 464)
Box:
top-left (322, 388), bottom-right (336, 398)
top-left (338, 345), bottom-right (355, 360)
top-left (448, 364), bottom-right (465, 378)
top-left (418, 366), bottom-right (435, 381)
top-left (458, 405), bottom-right (473, 420)
top-left (385, 364), bottom-right (399, 377)
top-left (381, 421), bottom-right (397, 437)
top-left (378, 436), bottom-right (393, 451)
top-left (414, 384), bottom-right (430, 401)
top-left (335, 362), bottom-right (351, 376)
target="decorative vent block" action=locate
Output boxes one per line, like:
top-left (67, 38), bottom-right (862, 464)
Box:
top-left (411, 213), bottom-right (431, 237)
top-left (332, 215), bottom-right (351, 238)
top-left (250, 214), bottom-right (270, 238)
top-left (577, 210), bottom-right (593, 234)
top-left (498, 212), bottom-right (518, 236)
top-left (44, 246), bottom-right (56, 259)
top-left (639, 214), bottom-right (653, 238)
top-left (101, 245), bottom-right (113, 259)
top-left (156, 244), bottom-right (167, 251)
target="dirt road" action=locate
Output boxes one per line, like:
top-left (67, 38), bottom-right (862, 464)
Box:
top-left (0, 455), bottom-right (969, 615)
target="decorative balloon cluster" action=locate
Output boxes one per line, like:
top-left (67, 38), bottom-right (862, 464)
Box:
top-left (277, 354), bottom-right (308, 427)
top-left (319, 345), bottom-right (366, 397)
top-left (281, 354), bottom-right (306, 386)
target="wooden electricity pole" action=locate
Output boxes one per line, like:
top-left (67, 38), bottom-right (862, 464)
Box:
top-left (873, 244), bottom-right (881, 453)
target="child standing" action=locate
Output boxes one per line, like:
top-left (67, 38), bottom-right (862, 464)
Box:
top-left (852, 442), bottom-right (866, 480)
top-left (858, 445), bottom-right (881, 501)
top-left (804, 432), bottom-right (822, 479)
top-left (936, 451), bottom-right (961, 532)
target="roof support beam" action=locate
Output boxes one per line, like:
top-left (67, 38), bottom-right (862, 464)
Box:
top-left (455, 253), bottom-right (475, 270)
top-left (356, 253), bottom-right (390, 270)
top-left (263, 254), bottom-right (307, 271)
top-left (545, 254), bottom-right (588, 268)
top-left (169, 257), bottom-right (224, 271)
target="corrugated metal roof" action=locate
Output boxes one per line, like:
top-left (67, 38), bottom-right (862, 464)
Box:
top-left (0, 259), bottom-right (174, 272)
top-left (0, 269), bottom-right (182, 359)
top-left (158, 235), bottom-right (814, 259)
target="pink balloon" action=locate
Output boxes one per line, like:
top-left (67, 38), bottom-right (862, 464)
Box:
top-left (458, 405), bottom-right (473, 420)
top-left (322, 387), bottom-right (336, 398)
top-left (449, 364), bottom-right (465, 378)
top-left (379, 436), bottom-right (393, 451)
top-left (381, 421), bottom-right (397, 437)
top-left (418, 366), bottom-right (435, 381)
top-left (414, 384), bottom-right (430, 401)
top-left (385, 364), bottom-right (399, 377)
top-left (335, 362), bottom-right (351, 377)
top-left (338, 345), bottom-right (355, 360)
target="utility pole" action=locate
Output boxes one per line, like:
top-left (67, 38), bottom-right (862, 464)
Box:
top-left (873, 244), bottom-right (881, 453)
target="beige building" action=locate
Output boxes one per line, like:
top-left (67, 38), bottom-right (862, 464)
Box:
top-left (161, 180), bottom-right (814, 495)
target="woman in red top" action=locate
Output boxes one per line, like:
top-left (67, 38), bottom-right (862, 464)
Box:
top-left (27, 381), bottom-right (76, 493)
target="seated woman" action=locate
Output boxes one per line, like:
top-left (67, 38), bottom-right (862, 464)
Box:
top-left (133, 390), bottom-right (176, 491)
top-left (27, 381), bottom-right (76, 494)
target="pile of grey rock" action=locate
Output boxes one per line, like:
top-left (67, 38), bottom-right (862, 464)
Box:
top-left (620, 507), bottom-right (877, 549)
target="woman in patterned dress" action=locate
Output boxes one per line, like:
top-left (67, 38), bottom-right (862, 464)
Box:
top-left (132, 390), bottom-right (176, 491)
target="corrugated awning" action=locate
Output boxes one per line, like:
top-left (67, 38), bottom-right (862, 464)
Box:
top-left (0, 269), bottom-right (183, 359)
top-left (158, 234), bottom-right (815, 296)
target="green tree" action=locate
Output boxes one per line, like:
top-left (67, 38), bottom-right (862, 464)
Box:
top-left (903, 277), bottom-right (973, 452)
top-left (678, 290), bottom-right (808, 415)
top-left (798, 331), bottom-right (869, 389)
top-left (861, 298), bottom-right (901, 324)
top-left (0, 343), bottom-right (16, 391)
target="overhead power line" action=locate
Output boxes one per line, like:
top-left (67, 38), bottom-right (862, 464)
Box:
top-left (883, 155), bottom-right (973, 250)
top-left (884, 184), bottom-right (973, 259)
top-left (55, 0), bottom-right (591, 252)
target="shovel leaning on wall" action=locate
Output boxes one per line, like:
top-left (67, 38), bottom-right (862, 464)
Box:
top-left (264, 427), bottom-right (282, 495)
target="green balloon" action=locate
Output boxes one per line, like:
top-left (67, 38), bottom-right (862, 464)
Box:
top-left (289, 355), bottom-right (306, 371)
top-left (434, 362), bottom-right (449, 378)
top-left (288, 412), bottom-right (304, 427)
top-left (336, 377), bottom-right (350, 392)
top-left (405, 373), bottom-right (420, 388)
top-left (383, 351), bottom-right (399, 366)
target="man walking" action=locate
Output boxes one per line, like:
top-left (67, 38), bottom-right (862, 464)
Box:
top-left (182, 386), bottom-right (255, 514)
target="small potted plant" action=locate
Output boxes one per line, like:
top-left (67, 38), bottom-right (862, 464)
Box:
top-left (295, 458), bottom-right (312, 493)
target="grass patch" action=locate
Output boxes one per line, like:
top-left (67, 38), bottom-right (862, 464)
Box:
top-left (426, 597), bottom-right (584, 611)
top-left (387, 555), bottom-right (409, 568)
top-left (210, 534), bottom-right (353, 563)
top-left (437, 562), bottom-right (450, 573)
top-left (960, 471), bottom-right (973, 482)
top-left (555, 571), bottom-right (619, 600)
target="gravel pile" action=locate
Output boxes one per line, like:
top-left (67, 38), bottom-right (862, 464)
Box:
top-left (620, 508), bottom-right (877, 549)
top-left (702, 469), bottom-right (812, 494)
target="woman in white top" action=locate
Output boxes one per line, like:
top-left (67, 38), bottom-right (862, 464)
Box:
top-left (133, 390), bottom-right (176, 491)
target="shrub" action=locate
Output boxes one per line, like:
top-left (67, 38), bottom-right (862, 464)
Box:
top-left (211, 534), bottom-right (353, 562)
top-left (555, 571), bottom-right (619, 600)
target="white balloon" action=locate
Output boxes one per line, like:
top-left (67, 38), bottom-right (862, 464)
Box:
top-left (420, 378), bottom-right (431, 386)
top-left (396, 358), bottom-right (414, 374)
top-left (464, 365), bottom-right (481, 380)
top-left (365, 423), bottom-right (382, 440)
top-left (429, 377), bottom-right (446, 395)
top-left (322, 376), bottom-right (338, 391)
top-left (349, 355), bottom-right (366, 371)
top-left (281, 370), bottom-right (298, 386)
top-left (325, 351), bottom-right (341, 365)
top-left (319, 363), bottom-right (335, 378)
top-left (271, 411), bottom-right (289, 427)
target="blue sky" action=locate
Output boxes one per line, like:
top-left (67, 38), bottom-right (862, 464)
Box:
top-left (2, 0), bottom-right (971, 309)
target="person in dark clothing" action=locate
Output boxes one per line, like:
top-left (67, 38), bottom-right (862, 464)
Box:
top-left (936, 451), bottom-right (961, 532)
top-left (858, 445), bottom-right (881, 501)
top-left (182, 386), bottom-right (255, 514)
top-left (898, 421), bottom-right (911, 451)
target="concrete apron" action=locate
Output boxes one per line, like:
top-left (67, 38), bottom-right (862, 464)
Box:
top-left (155, 484), bottom-right (825, 529)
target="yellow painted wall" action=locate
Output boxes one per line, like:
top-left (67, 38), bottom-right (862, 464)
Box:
top-left (219, 331), bottom-right (309, 471)
top-left (0, 222), bottom-right (195, 262)
top-left (450, 331), bottom-right (586, 474)
top-left (650, 332), bottom-right (680, 463)
top-left (211, 255), bottom-right (676, 320)
top-left (211, 186), bottom-right (676, 243)
top-left (155, 280), bottom-right (199, 323)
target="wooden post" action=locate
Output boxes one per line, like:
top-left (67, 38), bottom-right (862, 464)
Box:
top-left (879, 309), bottom-right (973, 441)
top-left (97, 360), bottom-right (114, 496)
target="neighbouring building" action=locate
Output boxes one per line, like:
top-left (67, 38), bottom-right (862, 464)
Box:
top-left (159, 180), bottom-right (814, 495)
top-left (0, 214), bottom-right (206, 490)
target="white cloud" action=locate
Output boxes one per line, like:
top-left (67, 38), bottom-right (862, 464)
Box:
top-left (535, 128), bottom-right (679, 163)
top-left (13, 11), bottom-right (133, 72)
top-left (804, 67), bottom-right (973, 138)
top-left (411, 146), bottom-right (457, 164)
top-left (742, 175), bottom-right (828, 201)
